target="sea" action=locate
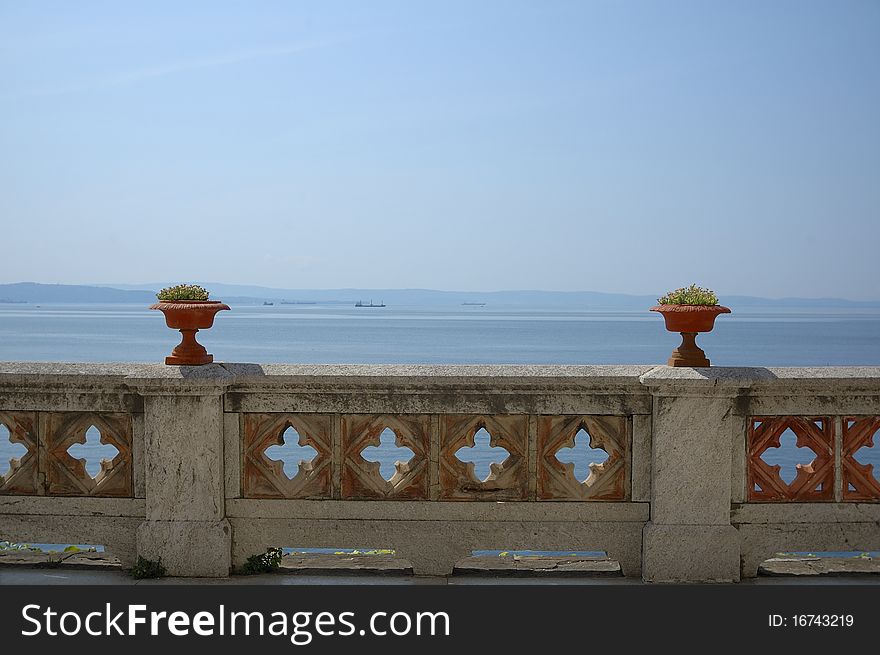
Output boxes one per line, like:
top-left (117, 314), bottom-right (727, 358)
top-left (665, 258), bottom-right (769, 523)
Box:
top-left (1, 302), bottom-right (879, 501)
top-left (2, 302), bottom-right (879, 366)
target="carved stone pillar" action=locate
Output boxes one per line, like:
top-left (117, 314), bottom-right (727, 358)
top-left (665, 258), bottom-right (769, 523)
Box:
top-left (127, 366), bottom-right (233, 576)
top-left (639, 368), bottom-right (750, 582)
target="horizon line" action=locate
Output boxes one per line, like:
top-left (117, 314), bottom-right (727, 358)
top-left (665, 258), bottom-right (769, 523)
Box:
top-left (2, 281), bottom-right (880, 304)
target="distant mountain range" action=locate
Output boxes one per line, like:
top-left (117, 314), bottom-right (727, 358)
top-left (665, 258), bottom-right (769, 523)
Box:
top-left (0, 283), bottom-right (156, 304)
top-left (0, 282), bottom-right (878, 309)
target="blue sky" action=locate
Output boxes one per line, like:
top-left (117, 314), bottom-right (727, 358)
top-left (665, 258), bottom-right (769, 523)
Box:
top-left (2, 1), bottom-right (878, 299)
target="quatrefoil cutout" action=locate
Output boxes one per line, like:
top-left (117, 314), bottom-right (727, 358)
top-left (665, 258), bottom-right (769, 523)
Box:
top-left (361, 428), bottom-right (415, 481)
top-left (747, 416), bottom-right (834, 501)
top-left (759, 428), bottom-right (819, 484)
top-left (66, 425), bottom-right (119, 479)
top-left (554, 428), bottom-right (609, 484)
top-left (454, 427), bottom-right (510, 482)
top-left (265, 426), bottom-right (319, 480)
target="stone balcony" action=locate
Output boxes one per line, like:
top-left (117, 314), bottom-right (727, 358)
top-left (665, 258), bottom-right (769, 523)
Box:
top-left (0, 362), bottom-right (878, 581)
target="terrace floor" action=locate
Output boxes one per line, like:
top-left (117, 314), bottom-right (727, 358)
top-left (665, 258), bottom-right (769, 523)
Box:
top-left (2, 550), bottom-right (879, 585)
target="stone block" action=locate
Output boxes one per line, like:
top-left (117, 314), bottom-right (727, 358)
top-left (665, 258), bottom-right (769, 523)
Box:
top-left (137, 519), bottom-right (231, 577)
top-left (143, 394), bottom-right (225, 521)
top-left (737, 521), bottom-right (880, 578)
top-left (642, 523), bottom-right (740, 582)
top-left (650, 394), bottom-right (735, 525)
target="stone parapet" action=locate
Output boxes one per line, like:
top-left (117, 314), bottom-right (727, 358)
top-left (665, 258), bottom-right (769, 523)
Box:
top-left (0, 363), bottom-right (877, 580)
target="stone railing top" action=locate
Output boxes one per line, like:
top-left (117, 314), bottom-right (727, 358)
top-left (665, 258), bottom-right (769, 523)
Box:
top-left (220, 363), bottom-right (657, 390)
top-left (640, 366), bottom-right (880, 391)
top-left (0, 362), bottom-right (159, 394)
top-left (0, 361), bottom-right (234, 391)
top-left (0, 362), bottom-right (156, 378)
top-left (1, 362), bottom-right (878, 394)
top-left (221, 363), bottom-right (655, 377)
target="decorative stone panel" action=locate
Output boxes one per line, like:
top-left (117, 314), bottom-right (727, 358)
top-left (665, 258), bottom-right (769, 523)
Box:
top-left (43, 412), bottom-right (133, 497)
top-left (341, 414), bottom-right (430, 499)
top-left (0, 411), bottom-right (39, 495)
top-left (439, 414), bottom-right (528, 500)
top-left (242, 413), bottom-right (332, 499)
top-left (842, 416), bottom-right (880, 501)
top-left (747, 416), bottom-right (834, 502)
top-left (537, 415), bottom-right (629, 501)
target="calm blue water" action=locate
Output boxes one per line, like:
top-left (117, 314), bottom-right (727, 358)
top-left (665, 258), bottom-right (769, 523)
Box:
top-left (0, 302), bottom-right (879, 366)
top-left (1, 303), bottom-right (878, 487)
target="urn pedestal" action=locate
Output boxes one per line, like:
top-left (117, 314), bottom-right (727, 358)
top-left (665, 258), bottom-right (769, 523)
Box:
top-left (150, 300), bottom-right (230, 365)
top-left (649, 305), bottom-right (730, 367)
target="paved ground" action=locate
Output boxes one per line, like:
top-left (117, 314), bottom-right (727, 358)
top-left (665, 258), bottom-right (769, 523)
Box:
top-left (2, 550), bottom-right (879, 585)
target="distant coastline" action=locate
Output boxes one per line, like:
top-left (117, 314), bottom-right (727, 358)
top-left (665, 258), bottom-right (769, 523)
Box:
top-left (0, 282), bottom-right (878, 310)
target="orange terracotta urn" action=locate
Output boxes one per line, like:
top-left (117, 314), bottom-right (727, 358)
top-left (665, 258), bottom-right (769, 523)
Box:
top-left (650, 304), bottom-right (730, 367)
top-left (150, 300), bottom-right (230, 365)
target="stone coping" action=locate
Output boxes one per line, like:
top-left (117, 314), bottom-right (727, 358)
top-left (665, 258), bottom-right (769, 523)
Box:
top-left (641, 366), bottom-right (880, 382)
top-left (0, 362), bottom-right (877, 378)
top-left (0, 362), bottom-right (230, 388)
top-left (223, 363), bottom-right (654, 380)
top-left (0, 362), bottom-right (878, 392)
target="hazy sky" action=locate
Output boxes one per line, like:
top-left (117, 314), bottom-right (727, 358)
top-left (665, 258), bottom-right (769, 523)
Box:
top-left (2, 1), bottom-right (878, 299)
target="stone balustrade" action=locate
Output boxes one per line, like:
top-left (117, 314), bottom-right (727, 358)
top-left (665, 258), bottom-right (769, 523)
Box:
top-left (0, 363), bottom-right (878, 581)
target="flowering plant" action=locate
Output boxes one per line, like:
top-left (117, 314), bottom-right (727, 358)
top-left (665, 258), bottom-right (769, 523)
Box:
top-left (657, 284), bottom-right (719, 306)
top-left (156, 284), bottom-right (210, 301)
